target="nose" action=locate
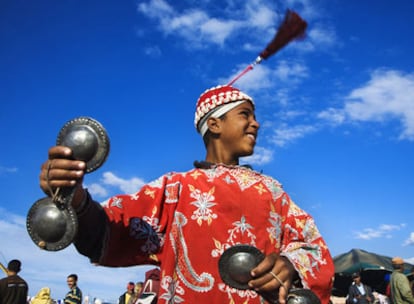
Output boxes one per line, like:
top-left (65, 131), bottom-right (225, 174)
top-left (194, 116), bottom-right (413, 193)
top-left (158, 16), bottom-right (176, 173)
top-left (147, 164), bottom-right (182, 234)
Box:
top-left (250, 116), bottom-right (260, 130)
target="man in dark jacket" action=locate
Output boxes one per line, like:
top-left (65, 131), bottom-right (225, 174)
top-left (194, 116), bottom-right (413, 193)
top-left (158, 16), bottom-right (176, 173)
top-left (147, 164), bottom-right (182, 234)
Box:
top-left (0, 259), bottom-right (29, 304)
top-left (347, 272), bottom-right (374, 304)
top-left (119, 282), bottom-right (135, 304)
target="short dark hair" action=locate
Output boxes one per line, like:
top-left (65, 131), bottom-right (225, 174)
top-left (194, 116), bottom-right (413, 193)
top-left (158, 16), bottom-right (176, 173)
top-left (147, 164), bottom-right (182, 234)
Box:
top-left (7, 259), bottom-right (21, 273)
top-left (68, 274), bottom-right (78, 281)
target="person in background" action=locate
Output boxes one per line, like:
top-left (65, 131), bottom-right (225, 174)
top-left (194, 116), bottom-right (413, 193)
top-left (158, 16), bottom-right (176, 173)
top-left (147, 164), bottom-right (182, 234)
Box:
top-left (118, 282), bottom-right (135, 304)
top-left (347, 272), bottom-right (374, 304)
top-left (39, 85), bottom-right (334, 304)
top-left (64, 274), bottom-right (82, 304)
top-left (31, 287), bottom-right (54, 304)
top-left (0, 259), bottom-right (28, 304)
top-left (128, 282), bottom-right (144, 304)
top-left (390, 257), bottom-right (414, 304)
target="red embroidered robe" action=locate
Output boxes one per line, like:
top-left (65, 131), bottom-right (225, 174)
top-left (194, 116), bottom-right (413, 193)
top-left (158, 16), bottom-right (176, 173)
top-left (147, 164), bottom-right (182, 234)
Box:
top-left (97, 165), bottom-right (334, 304)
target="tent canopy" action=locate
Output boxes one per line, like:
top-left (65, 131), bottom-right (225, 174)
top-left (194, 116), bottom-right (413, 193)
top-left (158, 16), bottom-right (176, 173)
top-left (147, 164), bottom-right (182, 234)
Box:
top-left (333, 248), bottom-right (413, 297)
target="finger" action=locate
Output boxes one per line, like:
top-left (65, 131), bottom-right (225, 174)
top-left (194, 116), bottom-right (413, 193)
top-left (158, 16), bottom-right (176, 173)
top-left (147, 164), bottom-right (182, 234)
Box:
top-left (39, 159), bottom-right (86, 194)
top-left (269, 271), bottom-right (288, 294)
top-left (251, 252), bottom-right (278, 277)
top-left (277, 275), bottom-right (288, 304)
top-left (48, 146), bottom-right (73, 159)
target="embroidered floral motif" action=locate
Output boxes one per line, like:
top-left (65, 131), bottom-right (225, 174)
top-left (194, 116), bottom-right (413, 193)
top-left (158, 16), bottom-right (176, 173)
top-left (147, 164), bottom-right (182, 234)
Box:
top-left (218, 283), bottom-right (259, 303)
top-left (228, 215), bottom-right (255, 245)
top-left (261, 175), bottom-right (284, 201)
top-left (267, 211), bottom-right (282, 248)
top-left (231, 168), bottom-right (259, 190)
top-left (254, 183), bottom-right (267, 195)
top-left (188, 184), bottom-right (217, 226)
top-left (222, 174), bottom-right (235, 184)
top-left (159, 275), bottom-right (185, 303)
top-left (283, 243), bottom-right (325, 282)
top-left (190, 170), bottom-right (202, 180)
top-left (110, 197), bottom-right (123, 209)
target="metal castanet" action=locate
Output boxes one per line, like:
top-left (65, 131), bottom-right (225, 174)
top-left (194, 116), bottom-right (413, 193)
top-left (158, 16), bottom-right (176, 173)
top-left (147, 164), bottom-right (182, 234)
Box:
top-left (26, 117), bottom-right (109, 251)
top-left (218, 245), bottom-right (321, 304)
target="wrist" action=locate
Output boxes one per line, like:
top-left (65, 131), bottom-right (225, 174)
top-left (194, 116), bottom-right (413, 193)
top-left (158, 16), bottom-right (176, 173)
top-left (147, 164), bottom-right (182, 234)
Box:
top-left (74, 189), bottom-right (91, 215)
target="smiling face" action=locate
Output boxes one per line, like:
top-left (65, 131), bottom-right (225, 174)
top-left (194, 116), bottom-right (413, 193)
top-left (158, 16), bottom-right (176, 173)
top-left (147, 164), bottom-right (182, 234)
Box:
top-left (67, 276), bottom-right (77, 289)
top-left (205, 100), bottom-right (259, 164)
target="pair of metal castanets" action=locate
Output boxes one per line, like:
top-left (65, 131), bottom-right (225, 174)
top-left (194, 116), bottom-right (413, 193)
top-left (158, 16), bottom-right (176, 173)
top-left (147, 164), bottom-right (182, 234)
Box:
top-left (218, 244), bottom-right (321, 304)
top-left (26, 117), bottom-right (110, 251)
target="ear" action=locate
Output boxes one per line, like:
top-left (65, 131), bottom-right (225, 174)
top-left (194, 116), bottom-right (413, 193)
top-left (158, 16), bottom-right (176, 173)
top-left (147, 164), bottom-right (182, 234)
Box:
top-left (206, 117), bottom-right (222, 135)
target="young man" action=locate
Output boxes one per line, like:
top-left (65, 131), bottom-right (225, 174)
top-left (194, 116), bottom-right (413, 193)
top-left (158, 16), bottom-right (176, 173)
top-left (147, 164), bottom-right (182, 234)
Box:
top-left (0, 259), bottom-right (28, 304)
top-left (64, 274), bottom-right (82, 304)
top-left (39, 85), bottom-right (334, 304)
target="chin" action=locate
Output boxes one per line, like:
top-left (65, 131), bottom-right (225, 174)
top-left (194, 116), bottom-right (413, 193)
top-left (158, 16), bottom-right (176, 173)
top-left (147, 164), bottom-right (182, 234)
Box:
top-left (240, 150), bottom-right (254, 157)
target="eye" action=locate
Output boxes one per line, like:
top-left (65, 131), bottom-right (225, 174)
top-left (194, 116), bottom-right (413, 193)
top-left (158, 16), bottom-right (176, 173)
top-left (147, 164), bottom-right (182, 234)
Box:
top-left (240, 110), bottom-right (250, 117)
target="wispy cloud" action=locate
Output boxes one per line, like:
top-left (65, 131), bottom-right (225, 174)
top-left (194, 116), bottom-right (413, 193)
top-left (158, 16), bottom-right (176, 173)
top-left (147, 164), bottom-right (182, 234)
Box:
top-left (404, 232), bottom-right (414, 246)
top-left (242, 146), bottom-right (273, 165)
top-left (87, 172), bottom-right (147, 198)
top-left (353, 223), bottom-right (405, 240)
top-left (269, 123), bottom-right (317, 147)
top-left (319, 69), bottom-right (414, 141)
top-left (136, 0), bottom-right (322, 52)
top-left (0, 166), bottom-right (18, 174)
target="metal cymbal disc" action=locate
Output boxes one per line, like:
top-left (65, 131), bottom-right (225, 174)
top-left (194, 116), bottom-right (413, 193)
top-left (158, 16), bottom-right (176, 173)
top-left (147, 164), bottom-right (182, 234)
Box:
top-left (287, 289), bottom-right (321, 304)
top-left (26, 197), bottom-right (78, 251)
top-left (56, 116), bottom-right (110, 173)
top-left (218, 244), bottom-right (264, 290)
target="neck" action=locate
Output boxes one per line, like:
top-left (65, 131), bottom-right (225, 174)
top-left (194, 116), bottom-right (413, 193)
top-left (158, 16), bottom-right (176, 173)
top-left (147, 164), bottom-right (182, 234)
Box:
top-left (205, 147), bottom-right (239, 166)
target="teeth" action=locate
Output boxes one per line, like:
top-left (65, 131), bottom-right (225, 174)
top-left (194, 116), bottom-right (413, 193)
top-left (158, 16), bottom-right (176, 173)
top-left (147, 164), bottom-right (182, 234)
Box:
top-left (247, 134), bottom-right (255, 140)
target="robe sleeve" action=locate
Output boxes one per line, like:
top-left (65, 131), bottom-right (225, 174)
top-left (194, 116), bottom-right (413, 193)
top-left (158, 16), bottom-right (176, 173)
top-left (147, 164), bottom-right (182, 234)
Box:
top-left (278, 192), bottom-right (335, 304)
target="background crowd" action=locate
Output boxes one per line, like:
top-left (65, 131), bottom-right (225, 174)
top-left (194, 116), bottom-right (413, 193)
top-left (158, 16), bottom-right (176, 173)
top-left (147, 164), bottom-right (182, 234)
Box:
top-left (2, 257), bottom-right (413, 304)
top-left (0, 259), bottom-right (160, 304)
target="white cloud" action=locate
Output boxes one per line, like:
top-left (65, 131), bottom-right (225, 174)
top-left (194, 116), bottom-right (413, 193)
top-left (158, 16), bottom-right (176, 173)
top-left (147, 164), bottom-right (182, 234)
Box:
top-left (317, 108), bottom-right (345, 125)
top-left (244, 3), bottom-right (277, 29)
top-left (354, 223), bottom-right (404, 240)
top-left (199, 18), bottom-right (242, 45)
top-left (308, 25), bottom-right (337, 49)
top-left (241, 146), bottom-right (273, 165)
top-left (102, 171), bottom-right (146, 194)
top-left (86, 182), bottom-right (108, 198)
top-left (137, 0), bottom-right (243, 47)
top-left (318, 69), bottom-right (414, 141)
top-left (269, 123), bottom-right (317, 147)
top-left (345, 69), bottom-right (414, 140)
top-left (225, 60), bottom-right (308, 94)
top-left (404, 232), bottom-right (414, 246)
top-left (137, 0), bottom-right (174, 19)
top-left (273, 60), bottom-right (308, 82)
top-left (226, 64), bottom-right (273, 91)
top-left (136, 0), bottom-right (317, 52)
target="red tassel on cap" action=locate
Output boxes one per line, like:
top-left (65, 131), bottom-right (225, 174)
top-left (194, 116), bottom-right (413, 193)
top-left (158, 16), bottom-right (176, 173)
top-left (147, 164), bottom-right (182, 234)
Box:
top-left (228, 9), bottom-right (307, 86)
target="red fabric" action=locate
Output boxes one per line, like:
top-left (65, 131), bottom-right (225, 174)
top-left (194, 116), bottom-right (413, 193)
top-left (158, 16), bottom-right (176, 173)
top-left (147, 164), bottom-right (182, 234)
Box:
top-left (99, 165), bottom-right (334, 304)
top-left (144, 268), bottom-right (160, 295)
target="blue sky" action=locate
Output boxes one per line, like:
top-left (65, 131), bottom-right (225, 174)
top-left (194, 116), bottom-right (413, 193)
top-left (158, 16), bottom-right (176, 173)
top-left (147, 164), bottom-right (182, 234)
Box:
top-left (1, 0), bottom-right (414, 302)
